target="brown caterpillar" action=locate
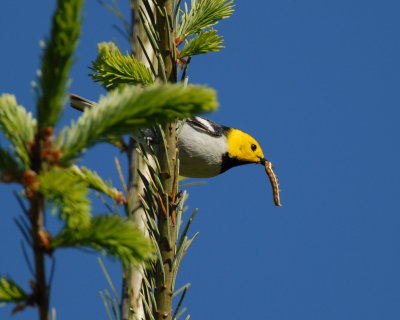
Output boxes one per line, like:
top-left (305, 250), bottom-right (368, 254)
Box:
top-left (264, 161), bottom-right (282, 207)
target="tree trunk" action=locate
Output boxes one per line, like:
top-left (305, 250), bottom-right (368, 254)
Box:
top-left (120, 1), bottom-right (157, 319)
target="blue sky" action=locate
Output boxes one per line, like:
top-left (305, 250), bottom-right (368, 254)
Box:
top-left (1, 1), bottom-right (400, 319)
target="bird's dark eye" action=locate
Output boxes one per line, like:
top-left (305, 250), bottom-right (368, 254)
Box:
top-left (251, 144), bottom-right (257, 151)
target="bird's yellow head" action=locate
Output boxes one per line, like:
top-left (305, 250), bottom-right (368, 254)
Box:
top-left (226, 129), bottom-right (266, 165)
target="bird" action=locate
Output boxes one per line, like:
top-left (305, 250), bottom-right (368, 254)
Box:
top-left (70, 94), bottom-right (282, 206)
top-left (69, 94), bottom-right (267, 178)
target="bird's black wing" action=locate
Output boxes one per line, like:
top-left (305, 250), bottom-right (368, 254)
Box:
top-left (185, 116), bottom-right (229, 137)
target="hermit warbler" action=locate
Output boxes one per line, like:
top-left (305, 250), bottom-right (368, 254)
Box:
top-left (70, 94), bottom-right (267, 178)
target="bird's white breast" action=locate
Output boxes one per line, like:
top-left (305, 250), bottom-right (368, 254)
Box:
top-left (177, 122), bottom-right (228, 178)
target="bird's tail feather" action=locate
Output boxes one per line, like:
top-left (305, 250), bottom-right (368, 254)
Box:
top-left (69, 93), bottom-right (97, 111)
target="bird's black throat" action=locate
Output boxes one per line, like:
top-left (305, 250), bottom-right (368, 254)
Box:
top-left (220, 153), bottom-right (252, 174)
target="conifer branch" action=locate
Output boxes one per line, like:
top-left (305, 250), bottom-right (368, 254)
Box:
top-left (0, 94), bottom-right (37, 168)
top-left (153, 1), bottom-right (178, 319)
top-left (69, 165), bottom-right (126, 204)
top-left (90, 42), bottom-right (154, 89)
top-left (0, 1), bottom-right (164, 319)
top-left (37, 169), bottom-right (91, 229)
top-left (0, 146), bottom-right (24, 179)
top-left (29, 141), bottom-right (48, 320)
top-left (29, 4), bottom-right (81, 320)
top-left (57, 84), bottom-right (218, 163)
top-left (178, 29), bottom-right (224, 58)
top-left (176, 0), bottom-right (234, 41)
top-left (0, 277), bottom-right (29, 304)
top-left (36, 0), bottom-right (83, 129)
top-left (52, 215), bottom-right (153, 266)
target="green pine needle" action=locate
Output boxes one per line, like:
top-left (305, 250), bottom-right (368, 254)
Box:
top-left (177, 0), bottom-right (234, 40)
top-left (179, 30), bottom-right (224, 58)
top-left (70, 165), bottom-right (125, 203)
top-left (37, 169), bottom-right (91, 229)
top-left (0, 146), bottom-right (23, 179)
top-left (0, 277), bottom-right (29, 303)
top-left (0, 94), bottom-right (37, 168)
top-left (90, 42), bottom-right (154, 89)
top-left (52, 214), bottom-right (153, 266)
top-left (37, 0), bottom-right (83, 129)
top-left (57, 83), bottom-right (218, 163)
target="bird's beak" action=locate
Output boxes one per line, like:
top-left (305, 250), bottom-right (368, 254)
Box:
top-left (259, 157), bottom-right (267, 165)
